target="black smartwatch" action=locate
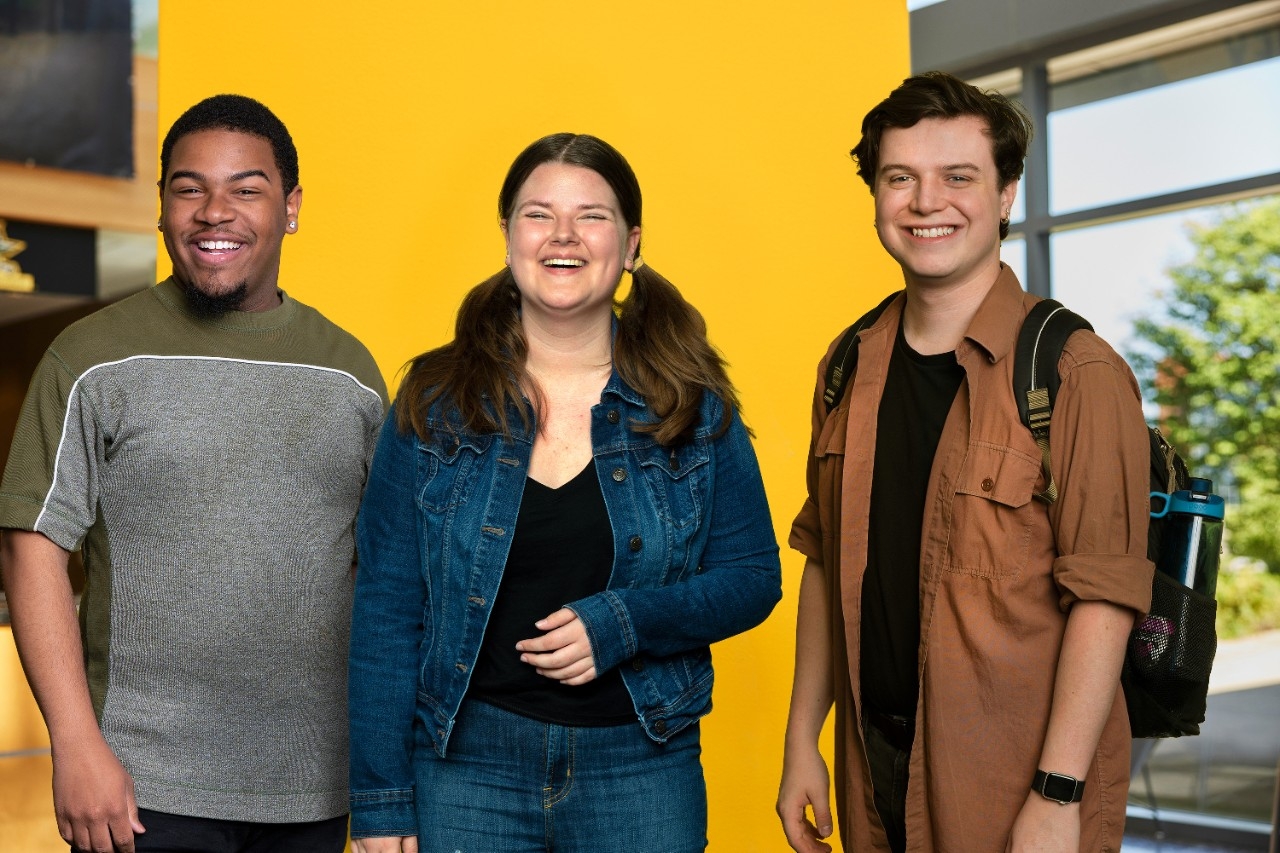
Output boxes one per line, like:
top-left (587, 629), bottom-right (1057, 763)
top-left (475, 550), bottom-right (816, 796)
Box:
top-left (1032, 770), bottom-right (1085, 804)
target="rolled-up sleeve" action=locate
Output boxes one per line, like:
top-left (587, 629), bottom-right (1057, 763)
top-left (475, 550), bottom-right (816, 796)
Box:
top-left (1048, 340), bottom-right (1155, 614)
top-left (789, 359), bottom-right (831, 563)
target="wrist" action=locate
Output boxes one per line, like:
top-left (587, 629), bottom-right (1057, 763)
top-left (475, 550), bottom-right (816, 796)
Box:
top-left (49, 719), bottom-right (107, 751)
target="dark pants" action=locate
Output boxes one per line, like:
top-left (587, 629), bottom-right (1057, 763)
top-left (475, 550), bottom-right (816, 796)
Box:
top-left (115, 810), bottom-right (348, 853)
top-left (864, 713), bottom-right (911, 853)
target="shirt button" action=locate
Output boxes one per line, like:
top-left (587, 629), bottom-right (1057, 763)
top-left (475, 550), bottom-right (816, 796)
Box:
top-left (606, 409), bottom-right (620, 424)
top-left (612, 468), bottom-right (627, 482)
top-left (981, 477), bottom-right (995, 492)
top-left (629, 536), bottom-right (643, 552)
top-left (631, 659), bottom-right (645, 672)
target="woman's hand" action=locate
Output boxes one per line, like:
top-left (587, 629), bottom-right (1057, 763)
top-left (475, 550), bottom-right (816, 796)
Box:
top-left (351, 836), bottom-right (418, 853)
top-left (516, 608), bottom-right (598, 685)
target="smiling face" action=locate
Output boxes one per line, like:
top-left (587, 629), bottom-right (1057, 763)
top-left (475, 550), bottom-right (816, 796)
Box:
top-left (161, 129), bottom-right (301, 314)
top-left (501, 162), bottom-right (640, 323)
top-left (873, 115), bottom-right (1017, 294)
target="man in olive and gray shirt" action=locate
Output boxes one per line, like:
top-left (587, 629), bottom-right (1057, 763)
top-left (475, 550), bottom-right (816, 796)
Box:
top-left (0, 95), bottom-right (386, 853)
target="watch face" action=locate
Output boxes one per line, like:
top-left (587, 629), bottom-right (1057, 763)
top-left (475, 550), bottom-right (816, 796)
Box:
top-left (1041, 772), bottom-right (1081, 803)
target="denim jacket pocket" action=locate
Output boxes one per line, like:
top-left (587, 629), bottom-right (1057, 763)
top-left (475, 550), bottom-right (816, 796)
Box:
top-left (638, 440), bottom-right (710, 530)
top-left (416, 430), bottom-right (492, 513)
top-left (945, 442), bottom-right (1041, 579)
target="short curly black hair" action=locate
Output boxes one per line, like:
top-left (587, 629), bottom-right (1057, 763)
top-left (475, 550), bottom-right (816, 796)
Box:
top-left (852, 71), bottom-right (1032, 239)
top-left (159, 94), bottom-right (299, 198)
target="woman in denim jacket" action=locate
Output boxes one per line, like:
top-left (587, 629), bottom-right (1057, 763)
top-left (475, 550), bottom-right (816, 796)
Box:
top-left (348, 134), bottom-right (782, 853)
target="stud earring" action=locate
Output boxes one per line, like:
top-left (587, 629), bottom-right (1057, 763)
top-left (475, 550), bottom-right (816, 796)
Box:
top-left (288, 221), bottom-right (297, 230)
top-left (157, 220), bottom-right (163, 232)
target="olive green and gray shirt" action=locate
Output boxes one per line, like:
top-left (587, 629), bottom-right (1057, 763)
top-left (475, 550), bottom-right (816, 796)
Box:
top-left (0, 278), bottom-right (388, 822)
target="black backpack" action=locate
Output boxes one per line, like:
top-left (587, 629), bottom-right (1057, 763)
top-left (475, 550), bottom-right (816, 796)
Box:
top-left (822, 294), bottom-right (1216, 738)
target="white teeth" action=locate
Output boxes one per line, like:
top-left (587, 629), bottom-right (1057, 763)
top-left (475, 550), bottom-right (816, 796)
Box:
top-left (198, 240), bottom-right (242, 250)
top-left (912, 226), bottom-right (955, 238)
top-left (543, 258), bottom-right (585, 267)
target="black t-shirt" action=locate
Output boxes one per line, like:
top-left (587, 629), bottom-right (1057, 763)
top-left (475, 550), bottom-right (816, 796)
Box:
top-left (861, 321), bottom-right (965, 719)
top-left (467, 462), bottom-right (635, 726)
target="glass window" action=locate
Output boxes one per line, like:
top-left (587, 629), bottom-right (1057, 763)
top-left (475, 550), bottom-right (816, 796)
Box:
top-left (1050, 206), bottom-right (1214, 353)
top-left (1049, 55), bottom-right (1280, 215)
top-left (1051, 197), bottom-right (1280, 833)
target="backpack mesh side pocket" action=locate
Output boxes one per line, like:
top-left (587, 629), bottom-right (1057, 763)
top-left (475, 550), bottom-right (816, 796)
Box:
top-left (1122, 571), bottom-right (1217, 738)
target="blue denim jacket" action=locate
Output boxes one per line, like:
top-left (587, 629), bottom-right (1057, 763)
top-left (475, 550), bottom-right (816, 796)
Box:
top-left (348, 373), bottom-right (781, 836)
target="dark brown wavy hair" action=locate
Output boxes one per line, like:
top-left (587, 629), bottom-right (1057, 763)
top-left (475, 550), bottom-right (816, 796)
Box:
top-left (396, 133), bottom-right (739, 446)
top-left (851, 71), bottom-right (1033, 240)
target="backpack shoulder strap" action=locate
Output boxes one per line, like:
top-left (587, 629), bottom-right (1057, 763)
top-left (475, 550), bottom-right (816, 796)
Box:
top-left (823, 290), bottom-right (902, 413)
top-left (1014, 299), bottom-right (1094, 503)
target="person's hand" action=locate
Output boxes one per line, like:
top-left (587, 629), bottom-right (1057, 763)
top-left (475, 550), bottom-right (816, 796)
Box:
top-left (52, 733), bottom-right (144, 853)
top-left (352, 836), bottom-right (419, 853)
top-left (1005, 791), bottom-right (1080, 852)
top-left (516, 608), bottom-right (597, 685)
top-left (777, 743), bottom-right (834, 853)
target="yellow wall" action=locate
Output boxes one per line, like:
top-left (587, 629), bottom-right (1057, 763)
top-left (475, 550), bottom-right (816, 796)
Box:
top-left (0, 627), bottom-right (55, 851)
top-left (158, 2), bottom-right (908, 849)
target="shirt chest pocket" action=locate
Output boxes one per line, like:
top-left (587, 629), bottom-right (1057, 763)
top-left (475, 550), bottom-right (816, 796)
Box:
top-left (638, 442), bottom-right (711, 530)
top-left (945, 443), bottom-right (1042, 579)
top-left (416, 432), bottom-right (492, 513)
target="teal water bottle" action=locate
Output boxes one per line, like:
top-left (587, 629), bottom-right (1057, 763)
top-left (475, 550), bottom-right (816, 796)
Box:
top-left (1150, 477), bottom-right (1225, 597)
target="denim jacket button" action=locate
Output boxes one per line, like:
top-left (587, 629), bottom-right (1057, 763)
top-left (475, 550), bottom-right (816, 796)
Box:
top-left (606, 409), bottom-right (620, 424)
top-left (654, 719), bottom-right (667, 735)
top-left (455, 663), bottom-right (468, 673)
top-left (629, 536), bottom-right (643, 552)
top-left (631, 658), bottom-right (645, 672)
top-left (611, 467), bottom-right (627, 482)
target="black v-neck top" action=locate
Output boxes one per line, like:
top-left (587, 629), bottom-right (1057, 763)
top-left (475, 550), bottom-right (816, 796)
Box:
top-left (467, 462), bottom-right (634, 726)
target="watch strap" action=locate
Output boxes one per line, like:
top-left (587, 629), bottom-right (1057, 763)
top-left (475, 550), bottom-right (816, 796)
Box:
top-left (1032, 769), bottom-right (1085, 804)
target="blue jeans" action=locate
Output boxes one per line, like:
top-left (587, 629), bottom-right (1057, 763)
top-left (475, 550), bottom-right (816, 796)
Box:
top-left (414, 700), bottom-right (707, 852)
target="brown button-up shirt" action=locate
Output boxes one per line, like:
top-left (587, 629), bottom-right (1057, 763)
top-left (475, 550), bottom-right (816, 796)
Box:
top-left (790, 267), bottom-right (1154, 852)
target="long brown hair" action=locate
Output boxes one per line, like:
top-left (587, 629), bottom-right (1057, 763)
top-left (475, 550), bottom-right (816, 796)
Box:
top-left (397, 133), bottom-right (739, 446)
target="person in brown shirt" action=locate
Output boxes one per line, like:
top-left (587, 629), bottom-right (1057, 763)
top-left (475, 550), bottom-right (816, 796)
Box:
top-left (776, 72), bottom-right (1154, 853)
